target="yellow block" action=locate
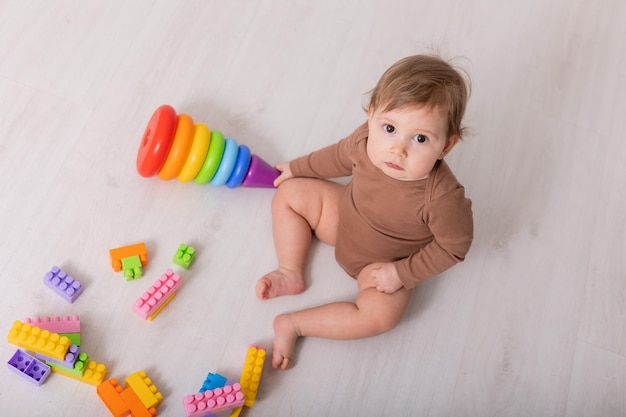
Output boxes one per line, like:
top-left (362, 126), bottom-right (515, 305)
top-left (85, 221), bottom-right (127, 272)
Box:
top-left (147, 292), bottom-right (176, 321)
top-left (7, 320), bottom-right (70, 361)
top-left (239, 345), bottom-right (266, 407)
top-left (51, 360), bottom-right (107, 386)
top-left (125, 370), bottom-right (163, 408)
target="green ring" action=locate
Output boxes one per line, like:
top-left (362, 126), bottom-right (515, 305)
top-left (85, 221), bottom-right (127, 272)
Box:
top-left (194, 130), bottom-right (225, 184)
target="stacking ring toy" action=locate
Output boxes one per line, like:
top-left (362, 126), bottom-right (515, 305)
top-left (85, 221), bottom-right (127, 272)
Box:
top-left (136, 105), bottom-right (177, 177)
top-left (136, 105), bottom-right (280, 188)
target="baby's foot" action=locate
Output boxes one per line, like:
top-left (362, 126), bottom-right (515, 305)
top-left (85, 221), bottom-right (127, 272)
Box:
top-left (271, 314), bottom-right (300, 370)
top-left (256, 268), bottom-right (305, 300)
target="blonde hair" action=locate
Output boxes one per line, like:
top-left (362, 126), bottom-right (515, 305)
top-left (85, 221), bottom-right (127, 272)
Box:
top-left (368, 55), bottom-right (471, 139)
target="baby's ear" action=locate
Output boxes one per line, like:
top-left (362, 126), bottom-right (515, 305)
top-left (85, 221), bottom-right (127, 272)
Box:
top-left (439, 135), bottom-right (460, 159)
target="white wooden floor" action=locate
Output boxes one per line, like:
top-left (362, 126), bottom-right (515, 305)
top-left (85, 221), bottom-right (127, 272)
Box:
top-left (1, 1), bottom-right (624, 416)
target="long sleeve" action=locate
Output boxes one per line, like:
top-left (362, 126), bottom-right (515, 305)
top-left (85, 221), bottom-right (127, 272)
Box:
top-left (394, 184), bottom-right (473, 289)
top-left (289, 123), bottom-right (367, 179)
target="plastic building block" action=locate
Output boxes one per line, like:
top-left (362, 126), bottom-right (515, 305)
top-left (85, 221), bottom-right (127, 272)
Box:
top-left (47, 352), bottom-right (89, 377)
top-left (60, 332), bottom-right (81, 346)
top-left (229, 406), bottom-right (243, 417)
top-left (119, 385), bottom-right (157, 417)
top-left (122, 255), bottom-right (143, 280)
top-left (38, 344), bottom-right (80, 368)
top-left (146, 292), bottom-right (176, 321)
top-left (173, 244), bottom-right (195, 269)
top-left (98, 373), bottom-right (161, 417)
top-left (133, 269), bottom-right (181, 320)
top-left (50, 358), bottom-right (107, 386)
top-left (97, 378), bottom-right (131, 417)
top-left (199, 372), bottom-right (227, 392)
top-left (239, 344), bottom-right (266, 407)
top-left (125, 370), bottom-right (163, 409)
top-left (110, 242), bottom-right (147, 272)
top-left (7, 320), bottom-right (70, 361)
top-left (136, 105), bottom-right (280, 188)
top-left (24, 315), bottom-right (80, 334)
top-left (183, 383), bottom-right (245, 417)
top-left (7, 349), bottom-right (51, 386)
top-left (43, 266), bottom-right (84, 303)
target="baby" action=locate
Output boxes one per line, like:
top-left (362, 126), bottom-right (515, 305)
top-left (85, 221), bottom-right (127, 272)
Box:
top-left (256, 55), bottom-right (474, 369)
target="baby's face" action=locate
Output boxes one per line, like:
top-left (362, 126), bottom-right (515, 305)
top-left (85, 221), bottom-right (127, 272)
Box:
top-left (366, 104), bottom-right (457, 181)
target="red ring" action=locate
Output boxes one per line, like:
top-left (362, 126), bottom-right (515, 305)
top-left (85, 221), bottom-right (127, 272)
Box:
top-left (136, 105), bottom-right (177, 177)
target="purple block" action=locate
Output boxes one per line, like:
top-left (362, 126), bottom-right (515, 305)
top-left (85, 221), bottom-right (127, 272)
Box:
top-left (43, 266), bottom-right (84, 303)
top-left (241, 154), bottom-right (280, 188)
top-left (7, 349), bottom-right (51, 386)
top-left (37, 344), bottom-right (80, 367)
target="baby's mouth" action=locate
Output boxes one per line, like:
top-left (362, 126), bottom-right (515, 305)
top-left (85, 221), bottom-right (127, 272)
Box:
top-left (384, 162), bottom-right (403, 171)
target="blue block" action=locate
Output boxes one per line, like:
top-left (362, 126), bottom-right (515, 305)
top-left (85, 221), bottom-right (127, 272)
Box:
top-left (199, 372), bottom-right (227, 392)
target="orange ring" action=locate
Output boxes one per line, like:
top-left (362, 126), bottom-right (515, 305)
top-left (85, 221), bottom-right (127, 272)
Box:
top-left (177, 123), bottom-right (211, 182)
top-left (136, 105), bottom-right (177, 177)
top-left (158, 114), bottom-right (195, 180)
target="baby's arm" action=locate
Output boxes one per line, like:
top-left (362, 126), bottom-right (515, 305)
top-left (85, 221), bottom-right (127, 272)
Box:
top-left (370, 262), bottom-right (404, 293)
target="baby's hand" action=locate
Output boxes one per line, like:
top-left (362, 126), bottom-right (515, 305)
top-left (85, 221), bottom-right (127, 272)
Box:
top-left (274, 161), bottom-right (294, 187)
top-left (370, 263), bottom-right (404, 294)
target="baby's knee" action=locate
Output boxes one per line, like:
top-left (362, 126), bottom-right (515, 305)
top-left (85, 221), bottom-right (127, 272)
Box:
top-left (367, 307), bottom-right (403, 335)
top-left (272, 178), bottom-right (304, 206)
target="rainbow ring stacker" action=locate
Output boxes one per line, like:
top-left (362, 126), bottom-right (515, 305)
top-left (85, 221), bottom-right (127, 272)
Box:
top-left (136, 105), bottom-right (177, 177)
top-left (177, 123), bottom-right (211, 182)
top-left (136, 105), bottom-right (279, 188)
top-left (210, 138), bottom-right (239, 186)
top-left (195, 130), bottom-right (225, 184)
top-left (158, 113), bottom-right (195, 180)
top-left (226, 144), bottom-right (251, 188)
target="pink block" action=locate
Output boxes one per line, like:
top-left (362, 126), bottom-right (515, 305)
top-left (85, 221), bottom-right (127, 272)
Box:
top-left (183, 383), bottom-right (245, 417)
top-left (133, 269), bottom-right (181, 320)
top-left (23, 315), bottom-right (81, 334)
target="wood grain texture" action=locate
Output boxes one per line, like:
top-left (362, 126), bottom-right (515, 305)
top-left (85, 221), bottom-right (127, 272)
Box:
top-left (0, 1), bottom-right (624, 416)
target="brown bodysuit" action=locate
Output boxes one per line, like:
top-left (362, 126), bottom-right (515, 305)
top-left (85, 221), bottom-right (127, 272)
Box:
top-left (290, 123), bottom-right (473, 289)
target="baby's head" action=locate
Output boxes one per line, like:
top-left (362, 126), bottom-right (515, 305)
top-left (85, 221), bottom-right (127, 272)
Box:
top-left (368, 55), bottom-right (470, 141)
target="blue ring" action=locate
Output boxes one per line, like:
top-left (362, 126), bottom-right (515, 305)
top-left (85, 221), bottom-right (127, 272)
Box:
top-left (210, 138), bottom-right (239, 186)
top-left (226, 145), bottom-right (251, 188)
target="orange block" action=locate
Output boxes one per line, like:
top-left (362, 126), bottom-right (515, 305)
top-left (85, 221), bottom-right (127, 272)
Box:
top-left (97, 379), bottom-right (130, 417)
top-left (110, 243), bottom-right (148, 272)
top-left (120, 387), bottom-right (157, 417)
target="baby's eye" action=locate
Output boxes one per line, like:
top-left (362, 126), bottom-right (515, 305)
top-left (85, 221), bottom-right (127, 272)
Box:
top-left (383, 124), bottom-right (395, 134)
top-left (413, 134), bottom-right (428, 143)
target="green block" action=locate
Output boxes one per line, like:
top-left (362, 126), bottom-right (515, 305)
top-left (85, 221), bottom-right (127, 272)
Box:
top-left (173, 244), bottom-right (195, 269)
top-left (47, 352), bottom-right (89, 376)
top-left (121, 255), bottom-right (142, 280)
top-left (60, 332), bottom-right (81, 346)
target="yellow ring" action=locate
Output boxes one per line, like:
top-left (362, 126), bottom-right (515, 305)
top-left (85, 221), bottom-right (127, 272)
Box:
top-left (158, 114), bottom-right (195, 180)
top-left (177, 123), bottom-right (211, 182)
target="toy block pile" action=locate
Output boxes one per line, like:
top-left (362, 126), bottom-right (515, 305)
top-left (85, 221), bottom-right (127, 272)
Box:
top-left (109, 242), bottom-right (195, 321)
top-left (110, 243), bottom-right (148, 281)
top-left (97, 370), bottom-right (162, 417)
top-left (6, 316), bottom-right (108, 387)
top-left (182, 344), bottom-right (266, 417)
top-left (3, 241), bottom-right (269, 416)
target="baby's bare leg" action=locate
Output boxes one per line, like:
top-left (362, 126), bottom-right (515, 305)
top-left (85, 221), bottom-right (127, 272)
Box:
top-left (271, 263), bottom-right (413, 369)
top-left (256, 178), bottom-right (342, 300)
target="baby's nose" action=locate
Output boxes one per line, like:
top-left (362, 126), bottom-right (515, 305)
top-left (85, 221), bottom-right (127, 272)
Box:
top-left (390, 143), bottom-right (407, 157)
